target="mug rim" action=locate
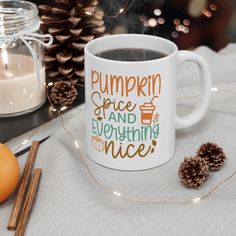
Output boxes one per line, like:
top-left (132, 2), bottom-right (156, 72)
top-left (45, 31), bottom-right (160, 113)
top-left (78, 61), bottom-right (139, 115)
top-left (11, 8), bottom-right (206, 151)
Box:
top-left (84, 34), bottom-right (178, 64)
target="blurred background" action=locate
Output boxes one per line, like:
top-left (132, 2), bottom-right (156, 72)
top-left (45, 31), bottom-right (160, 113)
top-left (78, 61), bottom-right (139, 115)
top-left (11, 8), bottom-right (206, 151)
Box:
top-left (34, 0), bottom-right (236, 51)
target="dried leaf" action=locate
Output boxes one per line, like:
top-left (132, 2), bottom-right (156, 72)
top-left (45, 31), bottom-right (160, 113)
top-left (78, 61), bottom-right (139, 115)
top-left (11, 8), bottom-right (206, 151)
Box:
top-left (97, 116), bottom-right (102, 121)
top-left (152, 140), bottom-right (157, 146)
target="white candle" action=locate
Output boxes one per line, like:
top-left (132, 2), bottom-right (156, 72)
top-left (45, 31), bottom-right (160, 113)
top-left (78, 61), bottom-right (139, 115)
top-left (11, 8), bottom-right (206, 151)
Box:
top-left (0, 54), bottom-right (46, 116)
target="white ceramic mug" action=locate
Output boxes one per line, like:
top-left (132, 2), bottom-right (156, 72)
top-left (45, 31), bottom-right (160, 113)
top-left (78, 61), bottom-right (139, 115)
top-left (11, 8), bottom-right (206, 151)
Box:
top-left (84, 34), bottom-right (211, 171)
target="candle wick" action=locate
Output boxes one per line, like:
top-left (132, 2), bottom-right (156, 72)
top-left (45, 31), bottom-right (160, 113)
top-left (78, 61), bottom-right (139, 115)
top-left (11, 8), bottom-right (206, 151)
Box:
top-left (4, 64), bottom-right (8, 70)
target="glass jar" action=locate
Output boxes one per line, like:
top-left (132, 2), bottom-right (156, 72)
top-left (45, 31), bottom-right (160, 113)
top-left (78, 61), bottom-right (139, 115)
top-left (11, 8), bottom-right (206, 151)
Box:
top-left (0, 0), bottom-right (52, 117)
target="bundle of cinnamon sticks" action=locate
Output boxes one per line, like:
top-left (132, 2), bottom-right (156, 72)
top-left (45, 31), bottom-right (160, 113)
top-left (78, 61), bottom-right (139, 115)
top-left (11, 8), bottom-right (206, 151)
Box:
top-left (8, 141), bottom-right (42, 236)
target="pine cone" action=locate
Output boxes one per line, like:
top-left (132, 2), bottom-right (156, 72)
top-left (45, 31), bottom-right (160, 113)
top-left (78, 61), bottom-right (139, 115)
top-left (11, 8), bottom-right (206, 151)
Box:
top-left (197, 142), bottom-right (226, 171)
top-left (39, 0), bottom-right (106, 84)
top-left (50, 81), bottom-right (78, 106)
top-left (178, 156), bottom-right (209, 188)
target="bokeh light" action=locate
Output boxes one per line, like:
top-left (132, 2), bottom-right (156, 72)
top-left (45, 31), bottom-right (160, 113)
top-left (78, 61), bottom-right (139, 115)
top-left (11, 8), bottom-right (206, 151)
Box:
top-left (202, 9), bottom-right (212, 18)
top-left (148, 18), bottom-right (158, 27)
top-left (154, 9), bottom-right (162, 16)
top-left (174, 18), bottom-right (180, 25)
top-left (183, 19), bottom-right (190, 26)
top-left (97, 0), bottom-right (233, 52)
top-left (177, 24), bottom-right (185, 31)
top-left (157, 17), bottom-right (165, 25)
top-left (210, 4), bottom-right (217, 11)
top-left (139, 15), bottom-right (146, 22)
top-left (183, 27), bottom-right (189, 34)
top-left (171, 31), bottom-right (179, 38)
top-left (143, 20), bottom-right (149, 27)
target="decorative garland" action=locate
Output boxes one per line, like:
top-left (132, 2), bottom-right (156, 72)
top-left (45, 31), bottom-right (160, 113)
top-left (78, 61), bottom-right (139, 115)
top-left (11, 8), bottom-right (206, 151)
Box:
top-left (13, 86), bottom-right (236, 204)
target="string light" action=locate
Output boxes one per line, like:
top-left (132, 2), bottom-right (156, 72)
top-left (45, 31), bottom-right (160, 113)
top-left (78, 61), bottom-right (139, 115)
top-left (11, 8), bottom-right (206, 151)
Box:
top-left (14, 123), bottom-right (48, 154)
top-left (13, 81), bottom-right (70, 154)
top-left (211, 87), bottom-right (218, 92)
top-left (14, 87), bottom-right (236, 204)
top-left (113, 191), bottom-right (122, 197)
top-left (193, 197), bottom-right (201, 203)
top-left (57, 86), bottom-right (236, 204)
top-left (104, 0), bottom-right (129, 18)
top-left (74, 140), bottom-right (80, 149)
top-left (119, 8), bottom-right (124, 14)
top-left (22, 139), bottom-right (28, 145)
top-left (60, 106), bottom-right (68, 112)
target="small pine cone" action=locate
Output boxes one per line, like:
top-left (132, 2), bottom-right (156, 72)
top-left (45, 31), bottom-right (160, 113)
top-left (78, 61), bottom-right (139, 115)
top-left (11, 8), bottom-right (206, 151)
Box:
top-left (178, 156), bottom-right (209, 189)
top-left (50, 81), bottom-right (78, 106)
top-left (197, 142), bottom-right (226, 172)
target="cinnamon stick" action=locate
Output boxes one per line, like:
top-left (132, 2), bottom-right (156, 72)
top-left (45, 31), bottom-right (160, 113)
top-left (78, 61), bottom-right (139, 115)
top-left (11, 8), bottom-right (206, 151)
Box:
top-left (8, 141), bottom-right (39, 231)
top-left (15, 169), bottom-right (42, 236)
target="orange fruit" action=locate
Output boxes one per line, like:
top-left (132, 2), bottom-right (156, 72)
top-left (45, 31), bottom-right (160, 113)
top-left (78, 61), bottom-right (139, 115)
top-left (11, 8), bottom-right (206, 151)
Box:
top-left (0, 143), bottom-right (20, 203)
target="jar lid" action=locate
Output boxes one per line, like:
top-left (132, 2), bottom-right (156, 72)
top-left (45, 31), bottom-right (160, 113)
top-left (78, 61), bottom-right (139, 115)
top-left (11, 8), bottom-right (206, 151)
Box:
top-left (0, 1), bottom-right (39, 37)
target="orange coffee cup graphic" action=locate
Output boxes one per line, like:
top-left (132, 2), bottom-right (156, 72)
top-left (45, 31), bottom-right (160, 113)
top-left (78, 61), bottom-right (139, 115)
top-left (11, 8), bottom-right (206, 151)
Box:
top-left (140, 96), bottom-right (158, 125)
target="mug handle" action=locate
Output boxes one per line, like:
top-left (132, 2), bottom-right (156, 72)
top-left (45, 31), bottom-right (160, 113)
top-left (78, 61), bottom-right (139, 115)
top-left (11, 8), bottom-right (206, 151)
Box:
top-left (176, 50), bottom-right (212, 129)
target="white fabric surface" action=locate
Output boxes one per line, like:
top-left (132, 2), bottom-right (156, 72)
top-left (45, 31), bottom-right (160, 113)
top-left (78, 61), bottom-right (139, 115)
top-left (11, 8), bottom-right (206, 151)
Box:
top-left (1, 44), bottom-right (236, 236)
